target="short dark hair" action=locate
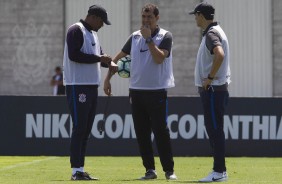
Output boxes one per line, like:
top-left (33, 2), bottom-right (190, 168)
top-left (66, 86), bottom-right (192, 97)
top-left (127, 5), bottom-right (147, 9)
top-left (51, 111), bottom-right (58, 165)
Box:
top-left (197, 12), bottom-right (214, 20)
top-left (55, 66), bottom-right (61, 71)
top-left (142, 3), bottom-right (159, 17)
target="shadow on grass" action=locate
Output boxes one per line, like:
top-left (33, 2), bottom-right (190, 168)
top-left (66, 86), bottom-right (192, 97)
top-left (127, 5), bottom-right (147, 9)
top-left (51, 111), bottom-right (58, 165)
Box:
top-left (117, 179), bottom-right (200, 183)
top-left (50, 180), bottom-right (73, 182)
top-left (51, 178), bottom-right (201, 183)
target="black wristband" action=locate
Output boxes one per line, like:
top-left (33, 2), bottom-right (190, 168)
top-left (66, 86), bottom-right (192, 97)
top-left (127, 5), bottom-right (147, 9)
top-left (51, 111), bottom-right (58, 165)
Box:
top-left (208, 74), bottom-right (214, 80)
top-left (145, 37), bottom-right (153, 44)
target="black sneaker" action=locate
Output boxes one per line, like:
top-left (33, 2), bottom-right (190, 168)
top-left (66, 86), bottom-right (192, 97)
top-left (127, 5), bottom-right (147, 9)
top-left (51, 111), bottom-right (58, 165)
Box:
top-left (165, 171), bottom-right (177, 180)
top-left (83, 172), bottom-right (99, 180)
top-left (139, 169), bottom-right (157, 180)
top-left (71, 171), bottom-right (99, 180)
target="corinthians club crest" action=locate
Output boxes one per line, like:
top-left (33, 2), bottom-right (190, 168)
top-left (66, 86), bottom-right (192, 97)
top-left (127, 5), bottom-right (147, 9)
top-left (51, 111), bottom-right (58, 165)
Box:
top-left (78, 93), bottom-right (87, 103)
top-left (11, 19), bottom-right (51, 87)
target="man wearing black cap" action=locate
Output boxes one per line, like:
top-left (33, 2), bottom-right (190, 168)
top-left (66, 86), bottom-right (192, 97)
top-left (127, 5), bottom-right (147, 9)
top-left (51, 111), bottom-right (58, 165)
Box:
top-left (189, 2), bottom-right (231, 182)
top-left (63, 4), bottom-right (115, 180)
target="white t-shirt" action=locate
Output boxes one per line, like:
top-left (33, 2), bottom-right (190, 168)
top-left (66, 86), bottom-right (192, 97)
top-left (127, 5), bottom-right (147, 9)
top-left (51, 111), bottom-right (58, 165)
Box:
top-left (63, 22), bottom-right (101, 85)
top-left (195, 24), bottom-right (231, 87)
top-left (130, 28), bottom-right (175, 90)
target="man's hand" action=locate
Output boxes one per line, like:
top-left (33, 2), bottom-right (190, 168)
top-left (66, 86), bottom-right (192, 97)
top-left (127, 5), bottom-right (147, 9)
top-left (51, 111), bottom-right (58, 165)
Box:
top-left (203, 78), bottom-right (213, 90)
top-left (100, 55), bottom-right (112, 65)
top-left (140, 25), bottom-right (151, 39)
top-left (104, 79), bottom-right (112, 96)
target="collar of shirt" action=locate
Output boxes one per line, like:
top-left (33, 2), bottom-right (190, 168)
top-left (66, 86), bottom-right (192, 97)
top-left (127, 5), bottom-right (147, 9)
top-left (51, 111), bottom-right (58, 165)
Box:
top-left (202, 22), bottom-right (218, 36)
top-left (79, 19), bottom-right (95, 32)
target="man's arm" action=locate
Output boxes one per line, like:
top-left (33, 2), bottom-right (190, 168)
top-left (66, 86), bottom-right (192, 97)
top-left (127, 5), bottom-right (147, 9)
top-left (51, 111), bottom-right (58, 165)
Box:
top-left (104, 51), bottom-right (128, 96)
top-left (141, 26), bottom-right (171, 64)
top-left (202, 45), bottom-right (225, 90)
top-left (209, 46), bottom-right (224, 78)
top-left (67, 25), bottom-right (111, 65)
top-left (202, 30), bottom-right (224, 89)
top-left (147, 43), bottom-right (168, 64)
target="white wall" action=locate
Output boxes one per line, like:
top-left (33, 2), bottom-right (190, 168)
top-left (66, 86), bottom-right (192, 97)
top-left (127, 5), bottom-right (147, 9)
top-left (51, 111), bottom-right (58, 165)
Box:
top-left (65, 0), bottom-right (130, 96)
top-left (206, 0), bottom-right (273, 97)
top-left (65, 0), bottom-right (273, 97)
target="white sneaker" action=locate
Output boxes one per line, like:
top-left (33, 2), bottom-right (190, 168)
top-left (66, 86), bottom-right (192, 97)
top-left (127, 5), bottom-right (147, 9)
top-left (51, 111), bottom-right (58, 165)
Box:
top-left (199, 171), bottom-right (228, 182)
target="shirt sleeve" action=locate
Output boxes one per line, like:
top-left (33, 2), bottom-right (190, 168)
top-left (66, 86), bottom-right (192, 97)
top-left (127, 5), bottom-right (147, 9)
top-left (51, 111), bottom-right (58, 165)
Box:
top-left (205, 29), bottom-right (222, 54)
top-left (67, 25), bottom-right (101, 64)
top-left (121, 35), bottom-right (133, 55)
top-left (159, 32), bottom-right (172, 57)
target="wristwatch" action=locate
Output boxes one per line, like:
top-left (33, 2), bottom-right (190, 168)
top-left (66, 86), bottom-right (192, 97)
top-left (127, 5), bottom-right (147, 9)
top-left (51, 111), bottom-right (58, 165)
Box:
top-left (208, 74), bottom-right (214, 80)
top-left (145, 37), bottom-right (153, 44)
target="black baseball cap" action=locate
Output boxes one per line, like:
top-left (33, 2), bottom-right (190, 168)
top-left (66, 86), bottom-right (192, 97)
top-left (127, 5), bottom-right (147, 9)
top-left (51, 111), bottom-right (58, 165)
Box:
top-left (88, 5), bottom-right (111, 25)
top-left (189, 2), bottom-right (215, 19)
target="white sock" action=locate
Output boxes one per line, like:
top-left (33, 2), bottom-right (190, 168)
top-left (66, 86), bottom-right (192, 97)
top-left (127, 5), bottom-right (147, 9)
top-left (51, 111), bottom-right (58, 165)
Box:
top-left (80, 167), bottom-right (84, 172)
top-left (72, 168), bottom-right (80, 175)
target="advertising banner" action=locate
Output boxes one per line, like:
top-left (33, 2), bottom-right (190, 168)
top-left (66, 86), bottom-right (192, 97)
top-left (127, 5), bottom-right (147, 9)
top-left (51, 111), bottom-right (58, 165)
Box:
top-left (0, 96), bottom-right (281, 156)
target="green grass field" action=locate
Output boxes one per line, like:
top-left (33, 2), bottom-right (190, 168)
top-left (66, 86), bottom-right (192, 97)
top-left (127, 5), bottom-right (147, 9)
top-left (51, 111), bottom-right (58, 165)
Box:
top-left (0, 156), bottom-right (281, 184)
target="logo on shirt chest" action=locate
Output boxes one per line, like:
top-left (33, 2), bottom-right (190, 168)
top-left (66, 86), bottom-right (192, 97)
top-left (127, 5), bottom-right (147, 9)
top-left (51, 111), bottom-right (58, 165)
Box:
top-left (134, 35), bottom-right (141, 39)
top-left (156, 34), bottom-right (164, 40)
top-left (140, 48), bottom-right (148, 52)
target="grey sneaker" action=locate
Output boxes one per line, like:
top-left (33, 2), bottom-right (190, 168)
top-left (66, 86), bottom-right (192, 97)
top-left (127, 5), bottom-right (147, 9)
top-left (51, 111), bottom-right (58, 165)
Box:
top-left (139, 169), bottom-right (157, 180)
top-left (165, 171), bottom-right (177, 180)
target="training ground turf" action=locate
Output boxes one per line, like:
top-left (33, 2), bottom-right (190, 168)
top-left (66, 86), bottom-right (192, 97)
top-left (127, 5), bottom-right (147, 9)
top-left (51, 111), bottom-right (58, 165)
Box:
top-left (0, 156), bottom-right (282, 184)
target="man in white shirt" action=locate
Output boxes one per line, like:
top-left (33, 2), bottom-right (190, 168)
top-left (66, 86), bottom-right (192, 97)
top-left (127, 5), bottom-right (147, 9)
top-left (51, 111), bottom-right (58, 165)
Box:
top-left (189, 2), bottom-right (231, 182)
top-left (63, 4), bottom-right (114, 180)
top-left (104, 3), bottom-right (177, 181)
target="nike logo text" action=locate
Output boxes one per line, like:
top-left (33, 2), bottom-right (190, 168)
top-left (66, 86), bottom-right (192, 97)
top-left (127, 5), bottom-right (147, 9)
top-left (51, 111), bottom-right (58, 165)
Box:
top-left (212, 177), bottom-right (224, 181)
top-left (140, 49), bottom-right (148, 52)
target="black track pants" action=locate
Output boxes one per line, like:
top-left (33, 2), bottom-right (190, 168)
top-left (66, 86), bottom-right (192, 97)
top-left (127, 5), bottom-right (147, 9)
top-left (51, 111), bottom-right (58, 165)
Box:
top-left (66, 85), bottom-right (98, 168)
top-left (199, 86), bottom-right (229, 172)
top-left (130, 90), bottom-right (174, 172)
